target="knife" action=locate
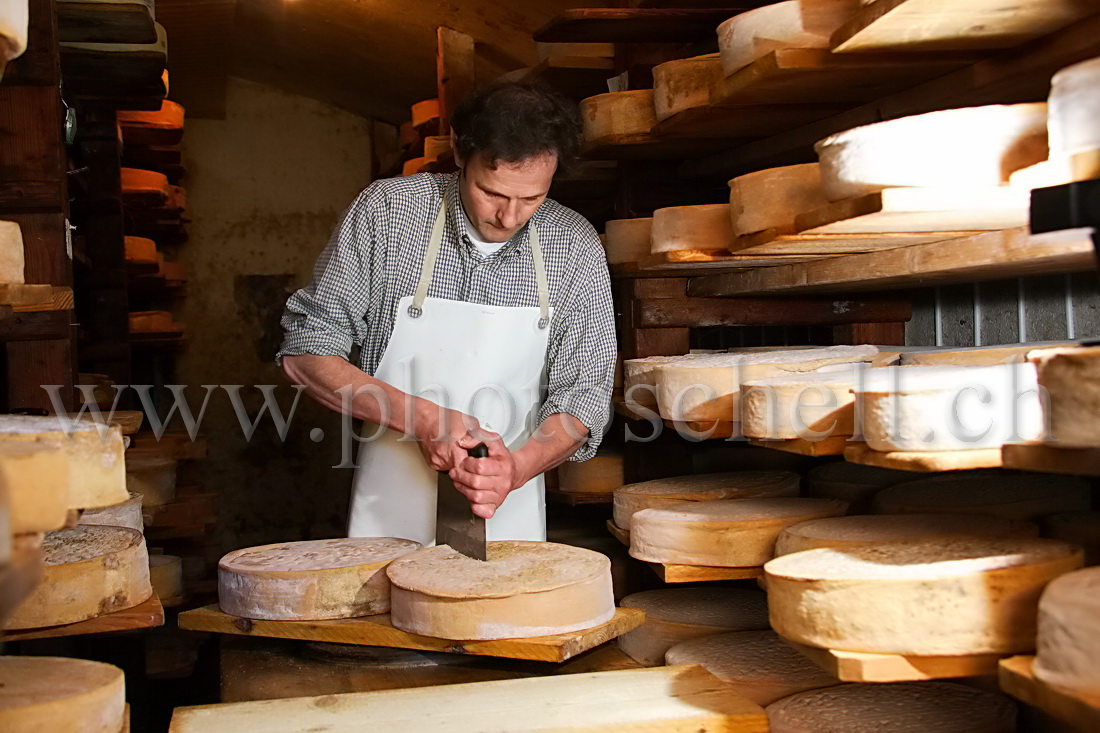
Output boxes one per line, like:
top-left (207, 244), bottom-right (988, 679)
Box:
top-left (435, 443), bottom-right (489, 561)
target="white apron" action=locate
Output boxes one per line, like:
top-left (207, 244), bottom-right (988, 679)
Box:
top-left (347, 192), bottom-right (553, 545)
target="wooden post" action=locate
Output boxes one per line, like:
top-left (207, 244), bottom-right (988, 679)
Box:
top-left (436, 27), bottom-right (475, 137)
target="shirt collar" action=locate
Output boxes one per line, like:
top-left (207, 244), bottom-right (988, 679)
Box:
top-left (443, 171), bottom-right (540, 258)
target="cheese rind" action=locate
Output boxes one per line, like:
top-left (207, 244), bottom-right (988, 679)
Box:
top-left (716, 0), bottom-right (856, 77)
top-left (741, 365), bottom-right (867, 440)
top-left (557, 453), bottom-right (623, 495)
top-left (776, 513), bottom-right (1034, 555)
top-left (1031, 345), bottom-right (1100, 447)
top-left (651, 204), bottom-right (733, 253)
top-left (0, 656), bottom-right (126, 733)
top-left (126, 453), bottom-right (176, 506)
top-left (729, 164), bottom-right (828, 237)
top-left (411, 98), bottom-right (439, 127)
top-left (1049, 57), bottom-right (1100, 170)
top-left (873, 474), bottom-right (1091, 522)
top-left (580, 90), bottom-right (657, 142)
top-left (79, 491), bottom-right (143, 531)
top-left (150, 554), bottom-right (183, 605)
top-left (1034, 566), bottom-right (1100, 693)
top-left (603, 217), bottom-right (653, 265)
top-left (902, 340), bottom-right (1076, 366)
top-left (0, 220), bottom-right (26, 284)
top-left (652, 53), bottom-right (723, 121)
top-left (1, 441), bottom-right (70, 533)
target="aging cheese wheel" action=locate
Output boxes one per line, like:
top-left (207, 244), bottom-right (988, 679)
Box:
top-left (150, 554), bottom-right (184, 606)
top-left (729, 163), bottom-right (828, 238)
top-left (129, 310), bottom-right (180, 333)
top-left (765, 536), bottom-right (1082, 655)
top-left (652, 53), bottom-right (723, 122)
top-left (557, 453), bottom-right (623, 495)
top-left (1049, 56), bottom-right (1100, 181)
top-left (411, 98), bottom-right (439, 128)
top-left (613, 470), bottom-right (800, 530)
top-left (120, 167), bottom-right (169, 198)
top-left (1, 441), bottom-right (70, 533)
top-left (124, 236), bottom-right (157, 263)
top-left (766, 682), bottom-right (1017, 733)
top-left (1034, 566), bottom-right (1100, 693)
top-left (1031, 345), bottom-right (1100, 447)
top-left (666, 630), bottom-right (839, 706)
top-left (815, 104), bottom-right (1049, 201)
top-left (0, 656), bottom-right (126, 733)
top-left (618, 588), bottom-right (769, 665)
top-left (716, 0), bottom-right (856, 77)
top-left (805, 461), bottom-right (918, 513)
top-left (580, 90), bottom-right (657, 143)
top-left (631, 497), bottom-right (847, 567)
top-left (1043, 512), bottom-right (1100, 566)
top-left (873, 474), bottom-right (1091, 522)
top-left (423, 135), bottom-right (451, 161)
top-left (741, 364), bottom-right (867, 440)
top-left (603, 217), bottom-right (653, 265)
top-left (0, 219), bottom-right (25, 284)
top-left (3, 525), bottom-right (152, 629)
top-left (118, 100), bottom-right (184, 130)
top-left (651, 204), bottom-right (733, 253)
top-left (401, 157), bottom-right (428, 176)
top-left (125, 453), bottom-right (176, 506)
top-left (775, 513), bottom-right (1034, 556)
top-left (219, 537), bottom-right (421, 620)
top-left (387, 541), bottom-right (614, 640)
top-left (79, 491), bottom-right (143, 532)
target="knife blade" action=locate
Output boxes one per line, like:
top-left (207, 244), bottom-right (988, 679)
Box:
top-left (435, 443), bottom-right (489, 561)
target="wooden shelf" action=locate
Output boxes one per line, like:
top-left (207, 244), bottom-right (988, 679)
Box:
top-left (729, 230), bottom-right (968, 256)
top-left (652, 102), bottom-right (841, 144)
top-left (999, 655), bottom-right (1100, 731)
top-left (546, 488), bottom-right (613, 506)
top-left (516, 56), bottom-right (615, 100)
top-left (748, 436), bottom-right (848, 457)
top-left (844, 442), bottom-right (1003, 472)
top-left (786, 638), bottom-right (1005, 683)
top-left (606, 520), bottom-right (765, 583)
top-left (534, 9), bottom-right (749, 43)
top-left (582, 133), bottom-right (722, 161)
top-left (2, 593), bottom-right (164, 642)
top-left (0, 309), bottom-right (74, 341)
top-left (1002, 441), bottom-right (1100, 477)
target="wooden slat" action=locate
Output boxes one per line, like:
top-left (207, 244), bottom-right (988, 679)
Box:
top-left (582, 133), bottom-right (725, 161)
top-left (534, 9), bottom-right (755, 43)
top-left (844, 442), bottom-right (1003, 472)
top-left (546, 488), bottom-right (613, 506)
top-left (748, 435), bottom-right (849, 456)
top-left (729, 230), bottom-right (977, 255)
top-left (0, 310), bottom-right (74, 341)
top-left (607, 520), bottom-right (630, 546)
top-left (786, 639), bottom-right (1005, 683)
top-left (2, 593), bottom-right (164, 641)
top-left (999, 655), bottom-right (1100, 732)
top-left (652, 102), bottom-right (842, 143)
top-left (637, 249), bottom-right (840, 273)
top-left (1002, 441), bottom-right (1100, 477)
top-left (795, 188), bottom-right (1029, 235)
top-left (633, 297), bottom-right (912, 327)
top-left (654, 563), bottom-right (765, 583)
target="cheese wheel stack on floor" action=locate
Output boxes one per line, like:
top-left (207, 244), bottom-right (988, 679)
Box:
top-left (652, 53), bottom-right (723, 121)
top-left (617, 588), bottom-right (769, 665)
top-left (1031, 345), bottom-right (1100, 446)
top-left (0, 656), bottom-right (126, 733)
top-left (1049, 56), bottom-right (1100, 181)
top-left (765, 536), bottom-right (1082, 655)
top-left (1042, 512), bottom-right (1100, 566)
top-left (603, 217), bottom-right (652, 266)
top-left (1034, 566), bottom-right (1100, 694)
top-left (716, 0), bottom-right (858, 77)
top-left (741, 363), bottom-right (870, 440)
top-left (729, 163), bottom-right (829, 240)
top-left (557, 452), bottom-right (623, 495)
top-left (387, 541), bottom-right (615, 640)
top-left (613, 470), bottom-right (801, 531)
top-left (805, 461), bottom-right (918, 512)
top-left (666, 630), bottom-right (839, 706)
top-left (219, 537), bottom-right (420, 620)
top-left (651, 204), bottom-right (734, 254)
top-left (580, 90), bottom-right (657, 143)
top-left (873, 474), bottom-right (1092, 522)
top-left (630, 497), bottom-right (847, 567)
top-left (79, 491), bottom-right (144, 531)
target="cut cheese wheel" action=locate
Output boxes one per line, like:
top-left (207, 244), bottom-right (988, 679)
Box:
top-left (1034, 566), bottom-right (1100, 694)
top-left (651, 204), bottom-right (733, 253)
top-left (126, 453), bottom-right (176, 506)
top-left (766, 682), bottom-right (1017, 733)
top-left (2, 525), bottom-right (152, 629)
top-left (613, 470), bottom-right (800, 530)
top-left (618, 588), bottom-right (769, 665)
top-left (1049, 57), bottom-right (1100, 179)
top-left (1, 441), bottom-right (70, 533)
top-left (603, 217), bottom-right (653, 265)
top-left (557, 453), bottom-right (623, 495)
top-left (387, 541), bottom-right (614, 640)
top-left (150, 553), bottom-right (183, 605)
top-left (729, 163), bottom-right (828, 238)
top-left (0, 220), bottom-right (25, 284)
top-left (765, 536), bottom-right (1082, 655)
top-left (218, 537), bottom-right (421, 620)
top-left (741, 364), bottom-right (868, 440)
top-left (666, 630), bottom-right (838, 706)
top-left (776, 513), bottom-right (1035, 556)
top-left (854, 364), bottom-right (1044, 451)
top-left (716, 0), bottom-right (857, 77)
top-left (901, 340), bottom-right (1076, 366)
top-left (873, 474), bottom-right (1091, 522)
top-left (1031, 345), bottom-right (1100, 447)
top-left (401, 157), bottom-right (428, 176)
top-left (79, 491), bottom-right (143, 532)
top-left (630, 497), bottom-right (847, 567)
top-left (0, 415), bottom-right (127, 510)
top-left (806, 460), bottom-right (918, 512)
top-left (815, 104), bottom-right (1050, 201)
top-left (124, 235), bottom-right (157, 262)
top-left (1042, 512), bottom-right (1100, 566)
top-left (652, 53), bottom-right (723, 122)
top-left (0, 656), bottom-right (126, 733)
top-left (580, 90), bottom-right (657, 143)
top-left (423, 135), bottom-right (451, 161)
top-left (411, 98), bottom-right (439, 128)
top-left (0, 0), bottom-right (28, 63)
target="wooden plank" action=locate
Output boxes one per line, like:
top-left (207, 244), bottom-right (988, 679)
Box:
top-left (664, 420), bottom-right (739, 439)
top-left (633, 297), bottom-right (912, 327)
top-left (688, 228), bottom-right (1096, 297)
top-left (1000, 655), bottom-right (1100, 732)
top-left (652, 102), bottom-right (843, 142)
top-left (0, 310), bottom-right (74, 340)
top-left (844, 442), bottom-right (1003, 472)
top-left (546, 488), bottom-right (613, 506)
top-left (655, 563), bottom-right (765, 583)
top-left (749, 435), bottom-right (849, 457)
top-left (3, 0), bottom-right (61, 86)
top-left (730, 230), bottom-right (976, 255)
top-left (12, 286), bottom-right (76, 312)
top-left (2, 593), bottom-right (164, 641)
top-left (178, 605), bottom-right (646, 663)
top-left (795, 188), bottom-right (1030, 235)
top-left (436, 27), bottom-right (474, 137)
top-left (1002, 441), bottom-right (1100, 477)
top-left (534, 9), bottom-right (756, 43)
top-left (638, 249), bottom-right (840, 272)
top-left (786, 639), bottom-right (1005, 683)
top-left (607, 520), bottom-right (630, 547)
top-left (834, 321), bottom-right (906, 346)
top-left (0, 284), bottom-right (57, 307)
top-left (582, 133), bottom-right (723, 161)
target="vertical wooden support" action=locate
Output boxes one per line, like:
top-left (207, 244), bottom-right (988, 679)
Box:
top-left (436, 27), bottom-right (475, 137)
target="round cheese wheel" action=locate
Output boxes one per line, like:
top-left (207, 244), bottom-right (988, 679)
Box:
top-left (150, 554), bottom-right (184, 606)
top-left (387, 541), bottom-right (614, 640)
top-left (1032, 345), bottom-right (1100, 447)
top-left (119, 100), bottom-right (184, 129)
top-left (219, 537), bottom-right (420, 620)
top-left (411, 98), bottom-right (439, 127)
top-left (741, 366), bottom-right (864, 440)
top-left (1049, 57), bottom-right (1100, 179)
top-left (765, 536), bottom-right (1083, 655)
top-left (617, 588), bottom-right (769, 665)
top-left (613, 470), bottom-right (800, 530)
top-left (766, 682), bottom-right (1017, 733)
top-left (873, 474), bottom-right (1092, 522)
top-left (729, 163), bottom-right (828, 238)
top-left (125, 453), bottom-right (176, 506)
top-left (557, 453), bottom-right (623, 495)
top-left (805, 461), bottom-right (918, 513)
top-left (716, 1), bottom-right (850, 78)
top-left (603, 217), bottom-right (653, 265)
top-left (776, 513), bottom-right (1035, 555)
top-left (423, 135), bottom-right (451, 160)
top-left (651, 204), bottom-right (733, 253)
top-left (79, 491), bottom-right (143, 532)
top-left (652, 53), bottom-right (723, 122)
top-left (1043, 512), bottom-right (1100, 566)
top-left (1034, 566), bottom-right (1100, 694)
top-left (580, 90), bottom-right (657, 143)
top-left (630, 497), bottom-right (847, 567)
top-left (0, 656), bottom-right (126, 733)
top-left (124, 236), bottom-right (157, 262)
top-left (0, 441), bottom-right (70, 534)
top-left (666, 630), bottom-right (839, 706)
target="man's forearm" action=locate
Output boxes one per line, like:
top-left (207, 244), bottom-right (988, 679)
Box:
top-left (512, 413), bottom-right (590, 488)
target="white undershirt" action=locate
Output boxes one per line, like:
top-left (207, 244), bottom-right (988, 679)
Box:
top-left (459, 202), bottom-right (508, 257)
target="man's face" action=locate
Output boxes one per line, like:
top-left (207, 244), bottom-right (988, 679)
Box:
top-left (457, 151), bottom-right (557, 243)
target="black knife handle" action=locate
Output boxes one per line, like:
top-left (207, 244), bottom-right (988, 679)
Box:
top-left (467, 443), bottom-right (489, 459)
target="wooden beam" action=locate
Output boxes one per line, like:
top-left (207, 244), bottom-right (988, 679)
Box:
top-left (534, 9), bottom-right (753, 43)
top-left (436, 26), bottom-right (475, 137)
top-left (633, 297), bottom-right (912, 327)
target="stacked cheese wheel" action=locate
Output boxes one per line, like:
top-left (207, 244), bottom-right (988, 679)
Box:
top-left (1034, 566), bottom-right (1100, 694)
top-left (580, 90), bottom-right (656, 143)
top-left (0, 657), bottom-right (127, 733)
top-left (741, 363), bottom-right (869, 440)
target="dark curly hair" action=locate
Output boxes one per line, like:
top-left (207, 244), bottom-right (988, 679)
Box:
top-left (451, 81), bottom-right (581, 175)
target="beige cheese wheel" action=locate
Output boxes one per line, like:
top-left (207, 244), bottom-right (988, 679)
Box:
top-left (766, 682), bottom-right (1017, 733)
top-left (0, 219), bottom-right (25, 284)
top-left (873, 474), bottom-right (1092, 522)
top-left (126, 452), bottom-right (176, 506)
top-left (1034, 566), bottom-right (1100, 694)
top-left (3, 525), bottom-right (152, 629)
top-left (0, 656), bottom-right (126, 733)
top-left (716, 0), bottom-right (856, 77)
top-left (387, 541), bottom-right (614, 640)
top-left (667, 630), bottom-right (838, 706)
top-left (729, 163), bottom-right (828, 237)
top-left (1049, 57), bottom-right (1100, 181)
top-left (776, 513), bottom-right (1035, 556)
top-left (1032, 345), bottom-right (1100, 447)
top-left (651, 204), bottom-right (733, 253)
top-left (815, 103), bottom-right (1049, 201)
top-left (219, 537), bottom-right (421, 620)
top-left (79, 491), bottom-right (143, 532)
top-left (423, 135), bottom-right (451, 161)
top-left (617, 588), bottom-right (769, 665)
top-left (766, 536), bottom-right (1082, 655)
top-left (557, 453), bottom-right (623, 495)
top-left (806, 460), bottom-right (918, 513)
top-left (124, 236), bottom-right (157, 263)
top-left (631, 497), bottom-right (847, 567)
top-left (603, 217), bottom-right (653, 265)
top-left (1, 441), bottom-right (70, 533)
top-left (652, 53), bottom-right (722, 122)
top-left (1043, 512), bottom-right (1100, 566)
top-left (0, 415), bottom-right (127, 510)
top-left (150, 553), bottom-right (183, 605)
top-left (902, 340), bottom-right (1076, 366)
top-left (613, 470), bottom-right (800, 530)
top-left (411, 98), bottom-right (439, 128)
top-left (741, 365), bottom-right (866, 440)
top-left (580, 90), bottom-right (657, 143)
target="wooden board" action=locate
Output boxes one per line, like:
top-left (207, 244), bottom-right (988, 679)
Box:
top-left (786, 639), bottom-right (1005, 683)
top-left (749, 435), bottom-right (850, 456)
top-left (831, 0), bottom-right (1098, 53)
top-left (652, 102), bottom-right (843, 142)
top-left (546, 487), bottom-right (613, 506)
top-left (0, 283), bottom-right (57, 307)
top-left (664, 420), bottom-right (740, 439)
top-left (178, 605), bottom-right (645, 663)
top-left (730, 230), bottom-right (977, 255)
top-left (1002, 441), bottom-right (1100, 477)
top-left (57, 0), bottom-right (157, 44)
top-left (1, 593), bottom-right (164, 642)
top-left (534, 9), bottom-right (755, 43)
top-left (581, 133), bottom-right (721, 161)
top-left (999, 655), bottom-right (1100, 732)
top-left (607, 520), bottom-right (630, 547)
top-left (639, 248), bottom-right (838, 272)
top-left (844, 442), bottom-right (1003, 472)
top-left (795, 189), bottom-right (1029, 235)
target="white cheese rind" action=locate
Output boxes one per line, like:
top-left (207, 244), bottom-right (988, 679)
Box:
top-left (1049, 57), bottom-right (1100, 167)
top-left (741, 364), bottom-right (867, 440)
top-left (580, 90), bottom-right (657, 142)
top-left (776, 513), bottom-right (1034, 555)
top-left (873, 474), bottom-right (1091, 522)
top-left (1034, 566), bottom-right (1100, 694)
top-left (0, 656), bottom-right (126, 733)
top-left (1032, 345), bottom-right (1100, 447)
top-left (651, 204), bottom-right (734, 253)
top-left (652, 54), bottom-right (723, 121)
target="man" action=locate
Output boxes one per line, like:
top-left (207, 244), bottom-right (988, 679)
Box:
top-left (277, 81), bottom-right (616, 545)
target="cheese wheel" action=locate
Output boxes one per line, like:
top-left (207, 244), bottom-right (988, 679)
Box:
top-left (1031, 345), bottom-right (1100, 447)
top-left (124, 236), bottom-right (157, 262)
top-left (401, 157), bottom-right (428, 176)
top-left (815, 104), bottom-right (1049, 201)
top-left (614, 470), bottom-right (800, 530)
top-left (0, 656), bottom-right (126, 733)
top-left (716, 1), bottom-right (856, 77)
top-left (618, 588), bottom-right (769, 665)
top-left (150, 554), bottom-right (184, 605)
top-left (631, 497), bottom-right (847, 567)
top-left (766, 536), bottom-right (1082, 655)
top-left (120, 167), bottom-right (169, 196)
top-left (729, 164), bottom-right (828, 238)
top-left (902, 340), bottom-right (1076, 366)
top-left (1, 441), bottom-right (71, 533)
top-left (580, 90), bottom-right (657, 143)
top-left (806, 461), bottom-right (918, 512)
top-left (776, 513), bottom-right (1035, 556)
top-left (652, 53), bottom-right (723, 122)
top-left (603, 217), bottom-right (653, 265)
top-left (126, 453), bottom-right (176, 506)
top-left (1034, 566), bottom-right (1100, 693)
top-left (667, 630), bottom-right (839, 706)
top-left (873, 474), bottom-right (1091, 522)
top-left (557, 453), bottom-right (623, 495)
top-left (219, 537), bottom-right (421, 620)
top-left (0, 220), bottom-right (25, 284)
top-left (3, 525), bottom-right (152, 629)
top-left (651, 204), bottom-right (733, 253)
top-left (1043, 512), bottom-right (1100, 566)
top-left (118, 100), bottom-right (184, 130)
top-left (79, 491), bottom-right (143, 532)
top-left (766, 682), bottom-right (1017, 733)
top-left (129, 310), bottom-right (179, 333)
top-left (1049, 57), bottom-right (1100, 180)
top-left (0, 415), bottom-right (126, 510)
top-left (741, 364), bottom-right (867, 440)
top-left (411, 98), bottom-right (439, 128)
top-left (387, 541), bottom-right (614, 640)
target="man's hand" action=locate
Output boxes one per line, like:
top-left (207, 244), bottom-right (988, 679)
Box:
top-left (448, 430), bottom-right (522, 519)
top-left (413, 402), bottom-right (482, 472)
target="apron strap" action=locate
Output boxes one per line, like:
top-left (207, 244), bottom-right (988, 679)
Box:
top-left (529, 226), bottom-right (550, 330)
